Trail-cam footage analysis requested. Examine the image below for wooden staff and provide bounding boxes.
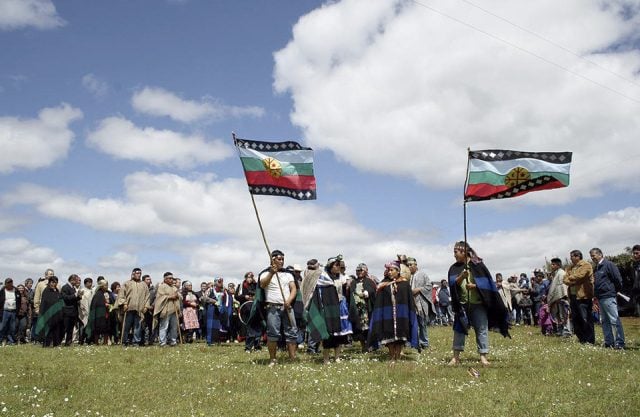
[120,310,127,345]
[174,297,183,345]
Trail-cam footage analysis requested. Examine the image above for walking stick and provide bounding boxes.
[120,310,127,345]
[174,299,183,345]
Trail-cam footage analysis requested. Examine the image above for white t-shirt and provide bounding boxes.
[3,289,16,310]
[259,270,294,304]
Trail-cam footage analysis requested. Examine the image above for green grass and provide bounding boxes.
[1,319,639,417]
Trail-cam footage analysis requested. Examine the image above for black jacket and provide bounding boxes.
[0,287,22,320]
[61,283,81,317]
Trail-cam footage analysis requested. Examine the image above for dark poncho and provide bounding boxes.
[205,288,233,344]
[85,289,109,340]
[347,276,377,333]
[448,260,511,338]
[35,287,63,339]
[305,275,341,342]
[367,279,418,347]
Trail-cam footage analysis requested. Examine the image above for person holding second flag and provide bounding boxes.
[448,241,510,367]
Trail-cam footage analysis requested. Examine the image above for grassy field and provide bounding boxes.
[1,318,639,417]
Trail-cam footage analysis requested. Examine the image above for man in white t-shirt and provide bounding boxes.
[259,249,298,366]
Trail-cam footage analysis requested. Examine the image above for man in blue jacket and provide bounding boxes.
[589,248,625,349]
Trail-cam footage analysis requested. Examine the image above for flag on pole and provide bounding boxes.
[234,136,317,200]
[465,149,572,202]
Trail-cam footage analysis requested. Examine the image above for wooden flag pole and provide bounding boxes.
[463,147,471,248]
[234,132,296,328]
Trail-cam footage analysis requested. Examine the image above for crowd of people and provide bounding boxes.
[0,243,638,366]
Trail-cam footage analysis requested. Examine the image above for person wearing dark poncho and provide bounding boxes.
[36,276,64,347]
[85,279,110,345]
[346,263,377,353]
[447,241,510,367]
[368,260,418,362]
[306,255,353,364]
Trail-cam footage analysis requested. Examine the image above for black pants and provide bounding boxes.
[569,295,595,344]
[43,324,63,347]
[63,314,78,345]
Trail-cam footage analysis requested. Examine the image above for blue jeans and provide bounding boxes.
[0,310,17,344]
[123,310,142,344]
[265,305,297,343]
[452,304,488,354]
[159,313,178,346]
[598,297,625,348]
[417,315,429,348]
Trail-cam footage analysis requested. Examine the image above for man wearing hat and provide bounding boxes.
[0,278,21,345]
[259,249,298,365]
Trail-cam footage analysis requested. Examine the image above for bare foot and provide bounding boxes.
[448,358,460,366]
[480,357,490,367]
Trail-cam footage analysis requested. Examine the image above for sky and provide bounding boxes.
[1,0,640,287]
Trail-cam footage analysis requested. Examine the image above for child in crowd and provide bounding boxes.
[538,296,553,336]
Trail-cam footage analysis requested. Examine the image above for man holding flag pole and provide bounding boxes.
[233,133,316,365]
[451,148,573,367]
[259,250,298,366]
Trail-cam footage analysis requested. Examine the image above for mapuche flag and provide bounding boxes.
[465,149,572,202]
[234,136,316,200]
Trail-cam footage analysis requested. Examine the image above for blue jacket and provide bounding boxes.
[594,259,622,299]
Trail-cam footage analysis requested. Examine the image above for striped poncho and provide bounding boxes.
[448,260,510,338]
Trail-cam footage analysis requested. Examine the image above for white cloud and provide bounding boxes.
[0,0,66,30]
[131,86,265,123]
[0,103,83,173]
[3,173,261,237]
[86,116,233,168]
[0,215,27,232]
[98,251,138,269]
[4,168,639,283]
[274,0,640,205]
[178,205,640,283]
[81,73,109,98]
[0,238,65,279]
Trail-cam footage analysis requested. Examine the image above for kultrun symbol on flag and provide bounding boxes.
[262,157,282,178]
[234,136,316,200]
[464,149,572,202]
[504,167,530,188]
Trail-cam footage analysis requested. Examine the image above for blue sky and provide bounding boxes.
[1,0,640,287]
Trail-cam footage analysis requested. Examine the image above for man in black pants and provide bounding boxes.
[61,274,84,346]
